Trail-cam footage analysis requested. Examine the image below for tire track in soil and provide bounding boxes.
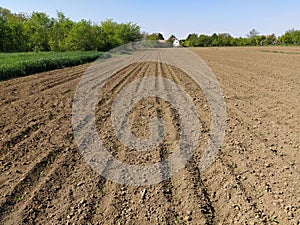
[0,114,73,189]
[0,63,106,224]
[89,53,214,224]
[68,60,143,224]
[159,57,214,224]
[0,47,298,224]
[0,49,220,224]
[95,63,157,224]
[0,107,83,222]
[0,147,63,222]
[64,61,151,223]
[112,63,156,224]
[93,62,156,224]
[0,65,88,107]
[0,93,81,197]
[137,61,177,224]
[155,58,178,224]
[111,61,178,224]
[27,152,107,225]
[91,60,178,224]
[0,90,77,158]
[0,77,84,154]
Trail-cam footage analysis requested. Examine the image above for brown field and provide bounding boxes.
[0,46,299,224]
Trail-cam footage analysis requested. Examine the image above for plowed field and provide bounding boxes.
[0,47,299,225]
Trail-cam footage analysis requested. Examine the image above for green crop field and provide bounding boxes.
[0,51,106,81]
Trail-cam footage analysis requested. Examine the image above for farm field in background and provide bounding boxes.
[0,46,299,224]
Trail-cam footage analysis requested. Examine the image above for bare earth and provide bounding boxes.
[0,46,299,224]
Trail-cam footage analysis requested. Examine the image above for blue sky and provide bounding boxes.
[1,0,299,39]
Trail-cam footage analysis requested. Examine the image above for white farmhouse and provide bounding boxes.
[173,37,180,47]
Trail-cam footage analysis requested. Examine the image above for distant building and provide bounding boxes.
[173,37,180,47]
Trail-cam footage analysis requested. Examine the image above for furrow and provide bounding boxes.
[0,147,63,222]
[154,60,178,223]
[160,52,214,224]
[0,65,88,107]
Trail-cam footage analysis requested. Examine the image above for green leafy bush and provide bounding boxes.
[0,51,105,81]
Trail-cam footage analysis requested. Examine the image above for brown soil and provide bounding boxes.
[191,46,300,225]
[0,46,299,225]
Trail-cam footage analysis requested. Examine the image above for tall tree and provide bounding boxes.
[246,29,260,38]
[0,7,28,52]
[49,11,74,51]
[146,33,164,41]
[115,22,142,44]
[98,19,121,51]
[65,19,97,51]
[167,34,176,43]
[184,33,198,47]
[157,33,164,40]
[24,12,51,51]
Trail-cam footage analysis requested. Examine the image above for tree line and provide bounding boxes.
[181,29,300,47]
[1,7,300,52]
[0,7,142,52]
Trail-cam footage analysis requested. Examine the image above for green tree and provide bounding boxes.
[0,11,8,51]
[262,34,276,45]
[97,19,121,51]
[157,33,164,40]
[0,7,28,52]
[24,12,51,51]
[197,34,211,47]
[49,11,74,51]
[246,29,260,38]
[280,30,293,44]
[211,33,219,46]
[184,33,198,47]
[167,34,176,43]
[218,33,232,46]
[97,19,141,51]
[146,33,157,41]
[292,30,300,44]
[115,22,142,44]
[283,29,300,44]
[0,7,143,52]
[65,19,97,51]
[146,33,164,41]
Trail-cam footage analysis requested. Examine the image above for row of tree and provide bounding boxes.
[145,32,165,41]
[145,33,178,44]
[1,7,300,52]
[181,29,300,47]
[0,7,142,52]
